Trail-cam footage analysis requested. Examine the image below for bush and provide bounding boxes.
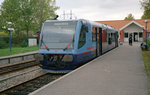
[0,37,8,49]
[20,40,28,47]
[0,33,38,48]
[3,36,9,43]
[147,38,150,50]
[0,32,8,36]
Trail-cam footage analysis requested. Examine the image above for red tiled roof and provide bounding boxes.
[96,19,150,32]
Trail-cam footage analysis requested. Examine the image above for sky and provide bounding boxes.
[56,0,143,21]
[0,0,144,21]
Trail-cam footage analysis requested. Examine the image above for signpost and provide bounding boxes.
[8,22,12,52]
[144,20,148,50]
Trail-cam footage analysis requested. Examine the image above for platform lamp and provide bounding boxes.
[144,20,148,50]
[8,22,12,52]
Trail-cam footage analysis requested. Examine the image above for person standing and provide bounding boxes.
[129,35,132,46]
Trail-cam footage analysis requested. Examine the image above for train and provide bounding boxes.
[39,19,119,73]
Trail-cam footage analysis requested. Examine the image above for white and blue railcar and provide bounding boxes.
[39,19,119,73]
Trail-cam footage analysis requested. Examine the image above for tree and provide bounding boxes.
[124,13,135,20]
[18,0,59,37]
[140,0,150,19]
[0,0,22,33]
[0,0,59,37]
[18,0,34,37]
[33,0,59,29]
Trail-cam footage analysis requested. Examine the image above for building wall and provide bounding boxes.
[124,23,143,33]
[143,30,146,42]
[120,30,124,42]
[120,23,144,42]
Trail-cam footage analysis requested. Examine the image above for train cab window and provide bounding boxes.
[78,25,86,49]
[92,27,96,41]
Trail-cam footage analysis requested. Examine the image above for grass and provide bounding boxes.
[143,50,150,76]
[142,50,150,95]
[0,46,38,57]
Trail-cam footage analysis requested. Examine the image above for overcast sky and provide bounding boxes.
[0,0,143,21]
[56,0,143,21]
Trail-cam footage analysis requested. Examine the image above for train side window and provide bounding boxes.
[111,33,115,42]
[108,33,112,44]
[92,27,96,41]
[102,29,107,42]
[78,25,86,49]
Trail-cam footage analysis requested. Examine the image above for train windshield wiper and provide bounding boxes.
[63,42,73,51]
[63,45,70,51]
[40,35,49,51]
[63,38,74,51]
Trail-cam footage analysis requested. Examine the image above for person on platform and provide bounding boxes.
[129,35,132,46]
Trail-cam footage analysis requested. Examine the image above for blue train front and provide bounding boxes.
[39,19,119,73]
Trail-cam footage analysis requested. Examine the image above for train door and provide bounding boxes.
[115,32,118,47]
[96,27,102,57]
[99,28,102,55]
[96,28,99,57]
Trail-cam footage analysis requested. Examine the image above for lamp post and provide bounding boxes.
[8,22,12,52]
[144,20,148,50]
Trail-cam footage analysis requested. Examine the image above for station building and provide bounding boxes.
[97,19,150,42]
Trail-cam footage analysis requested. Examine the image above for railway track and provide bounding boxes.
[1,73,64,95]
[0,59,46,92]
[0,59,37,75]
[0,55,65,95]
[0,51,99,94]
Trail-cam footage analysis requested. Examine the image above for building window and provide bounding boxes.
[124,33,128,38]
[139,32,143,38]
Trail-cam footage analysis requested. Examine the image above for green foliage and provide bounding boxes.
[0,46,38,57]
[140,0,150,19]
[0,0,59,36]
[0,0,59,49]
[0,32,8,36]
[0,41,8,49]
[142,50,150,94]
[147,38,150,50]
[0,0,21,32]
[19,34,28,47]
[0,34,38,48]
[35,0,59,29]
[20,40,28,47]
[124,13,135,20]
[0,37,8,49]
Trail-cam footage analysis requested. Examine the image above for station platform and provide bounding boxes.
[30,43,148,95]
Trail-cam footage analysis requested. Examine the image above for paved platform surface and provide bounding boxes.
[30,43,148,95]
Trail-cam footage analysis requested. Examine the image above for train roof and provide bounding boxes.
[88,20,118,32]
[44,19,119,32]
[45,19,78,22]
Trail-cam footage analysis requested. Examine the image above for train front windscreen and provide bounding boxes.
[40,21,77,49]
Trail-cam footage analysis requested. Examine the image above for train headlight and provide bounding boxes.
[62,55,73,62]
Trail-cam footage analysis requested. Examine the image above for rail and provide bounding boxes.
[0,59,37,75]
[0,51,45,92]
